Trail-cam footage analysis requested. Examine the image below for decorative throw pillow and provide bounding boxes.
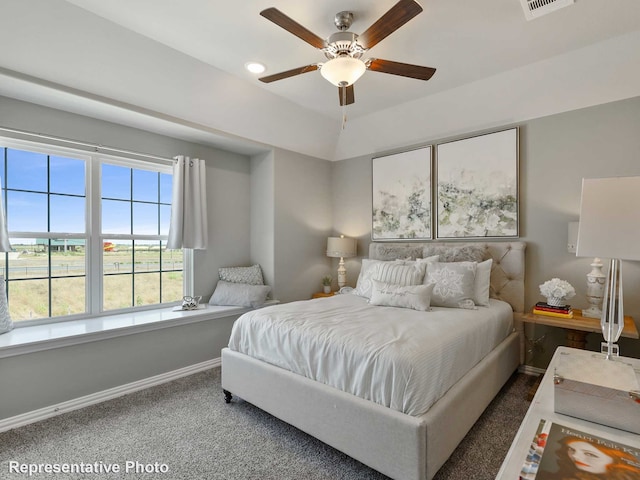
[209,281,271,308]
[354,259,394,299]
[373,261,426,287]
[425,261,477,309]
[422,245,485,263]
[473,259,493,307]
[218,264,264,285]
[369,280,435,311]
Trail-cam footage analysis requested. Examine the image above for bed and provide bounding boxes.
[221,241,525,480]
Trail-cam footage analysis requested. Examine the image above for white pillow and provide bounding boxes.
[373,261,426,286]
[425,261,477,309]
[473,259,493,307]
[370,280,435,311]
[209,281,271,308]
[354,259,394,299]
[218,264,264,285]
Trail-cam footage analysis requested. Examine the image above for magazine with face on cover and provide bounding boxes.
[520,420,640,480]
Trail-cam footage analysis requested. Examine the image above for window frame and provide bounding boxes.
[0,136,189,327]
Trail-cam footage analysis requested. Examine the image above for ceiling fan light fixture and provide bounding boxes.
[320,56,366,87]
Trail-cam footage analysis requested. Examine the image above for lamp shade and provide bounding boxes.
[576,176,640,261]
[326,236,357,258]
[320,57,366,87]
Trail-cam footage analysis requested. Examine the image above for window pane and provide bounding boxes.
[50,156,85,195]
[103,240,133,274]
[103,274,132,310]
[50,195,85,233]
[160,205,171,235]
[162,246,183,271]
[134,244,160,272]
[134,272,160,306]
[8,278,49,321]
[161,271,183,303]
[102,164,130,200]
[133,202,158,235]
[7,191,48,232]
[7,149,47,191]
[50,239,86,277]
[133,169,158,202]
[7,238,48,280]
[51,277,86,316]
[102,199,131,234]
[160,173,172,204]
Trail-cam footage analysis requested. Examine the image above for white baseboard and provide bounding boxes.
[518,364,546,376]
[0,358,221,433]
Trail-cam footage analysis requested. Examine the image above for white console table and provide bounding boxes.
[496,346,640,478]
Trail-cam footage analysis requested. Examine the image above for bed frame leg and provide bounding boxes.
[223,389,232,404]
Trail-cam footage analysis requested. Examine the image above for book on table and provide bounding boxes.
[535,302,572,312]
[532,307,574,319]
[520,419,640,479]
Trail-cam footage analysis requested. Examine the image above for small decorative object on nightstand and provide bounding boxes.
[539,278,575,308]
[321,275,332,294]
[583,257,606,318]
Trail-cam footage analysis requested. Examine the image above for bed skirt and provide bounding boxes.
[221,330,519,480]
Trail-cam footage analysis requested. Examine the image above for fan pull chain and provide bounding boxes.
[341,84,347,130]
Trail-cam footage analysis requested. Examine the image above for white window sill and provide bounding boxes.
[0,304,261,359]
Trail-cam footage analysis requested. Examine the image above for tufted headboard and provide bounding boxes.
[368,241,526,314]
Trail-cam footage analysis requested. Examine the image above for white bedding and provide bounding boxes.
[228,293,514,416]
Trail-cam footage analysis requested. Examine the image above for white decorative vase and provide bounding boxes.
[323,285,331,294]
[546,296,567,307]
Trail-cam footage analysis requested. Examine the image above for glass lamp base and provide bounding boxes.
[601,341,620,358]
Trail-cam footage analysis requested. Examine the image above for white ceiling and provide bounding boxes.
[1,0,639,160]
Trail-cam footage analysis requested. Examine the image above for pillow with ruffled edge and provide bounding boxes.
[473,259,493,307]
[369,280,435,311]
[425,261,477,309]
[218,264,264,285]
[209,280,271,308]
[354,259,392,299]
[373,261,426,287]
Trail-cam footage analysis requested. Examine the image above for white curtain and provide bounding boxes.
[0,178,12,333]
[167,156,208,250]
[0,177,11,252]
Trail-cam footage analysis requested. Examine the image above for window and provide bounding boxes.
[0,138,185,325]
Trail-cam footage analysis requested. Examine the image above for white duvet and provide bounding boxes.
[228,293,514,416]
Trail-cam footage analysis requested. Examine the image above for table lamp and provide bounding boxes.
[576,176,640,359]
[326,235,357,289]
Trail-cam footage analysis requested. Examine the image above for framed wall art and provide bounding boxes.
[372,146,432,241]
[436,128,519,238]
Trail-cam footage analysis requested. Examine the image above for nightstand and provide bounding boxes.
[515,308,638,349]
[312,291,335,299]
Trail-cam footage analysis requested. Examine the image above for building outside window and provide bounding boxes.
[0,138,185,325]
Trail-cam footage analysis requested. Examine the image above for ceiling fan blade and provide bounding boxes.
[367,59,436,81]
[259,64,319,83]
[260,8,326,49]
[338,85,355,106]
[358,0,423,50]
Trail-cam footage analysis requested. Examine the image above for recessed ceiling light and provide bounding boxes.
[245,62,266,74]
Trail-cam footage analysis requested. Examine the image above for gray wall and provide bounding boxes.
[332,96,640,368]
[0,96,254,420]
[0,95,334,421]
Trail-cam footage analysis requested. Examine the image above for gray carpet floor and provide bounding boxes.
[0,368,533,480]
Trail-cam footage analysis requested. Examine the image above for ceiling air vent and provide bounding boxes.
[519,0,575,21]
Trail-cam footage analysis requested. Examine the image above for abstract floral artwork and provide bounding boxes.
[436,128,518,238]
[372,146,432,240]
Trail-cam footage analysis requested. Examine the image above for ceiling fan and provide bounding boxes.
[258,0,436,106]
